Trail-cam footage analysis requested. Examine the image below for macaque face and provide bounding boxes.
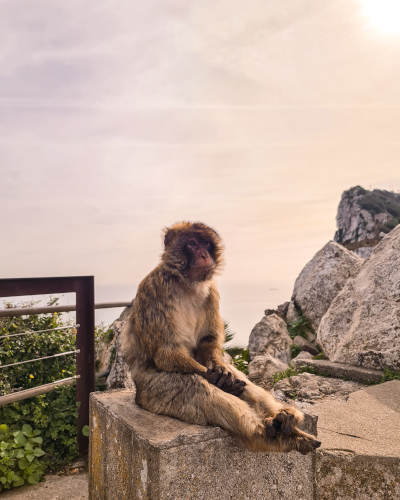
[185,236,215,281]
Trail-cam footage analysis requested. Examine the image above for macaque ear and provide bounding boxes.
[163,228,176,247]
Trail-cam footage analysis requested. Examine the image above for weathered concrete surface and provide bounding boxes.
[313,381,400,499]
[292,358,384,384]
[89,389,317,500]
[1,472,88,500]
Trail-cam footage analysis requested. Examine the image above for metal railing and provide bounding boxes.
[0,277,131,454]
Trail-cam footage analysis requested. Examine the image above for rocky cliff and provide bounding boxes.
[334,186,400,258]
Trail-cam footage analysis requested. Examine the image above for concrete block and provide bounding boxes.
[89,389,316,500]
[292,359,384,384]
[316,452,400,500]
[312,381,400,499]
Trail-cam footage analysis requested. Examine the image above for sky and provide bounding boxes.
[1,0,400,344]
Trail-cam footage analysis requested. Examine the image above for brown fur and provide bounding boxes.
[121,222,320,454]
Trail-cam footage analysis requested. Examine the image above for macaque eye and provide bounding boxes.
[187,240,197,248]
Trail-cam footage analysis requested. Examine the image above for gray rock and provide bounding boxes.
[248,355,289,381]
[292,351,313,362]
[293,336,319,356]
[286,301,300,323]
[291,241,362,332]
[291,358,384,384]
[274,373,365,404]
[318,226,400,370]
[95,302,135,390]
[248,313,292,364]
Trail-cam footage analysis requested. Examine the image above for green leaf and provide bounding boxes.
[33,448,45,457]
[26,453,35,463]
[13,477,24,487]
[0,477,7,484]
[82,425,89,437]
[18,458,29,469]
[27,474,39,485]
[13,432,26,446]
[33,430,41,436]
[24,441,33,451]
[22,424,32,435]
[0,425,9,433]
[31,437,43,444]
[16,449,25,458]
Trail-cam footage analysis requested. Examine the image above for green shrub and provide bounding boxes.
[290,344,302,358]
[382,367,400,382]
[272,364,315,385]
[0,300,76,396]
[0,299,111,484]
[232,350,249,375]
[0,384,79,471]
[0,423,46,492]
[0,300,80,476]
[287,314,314,340]
[313,352,326,360]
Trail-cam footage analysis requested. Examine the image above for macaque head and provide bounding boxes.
[162,222,224,282]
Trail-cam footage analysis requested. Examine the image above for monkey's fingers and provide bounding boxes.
[217,370,229,388]
[206,366,223,385]
[264,417,277,437]
[225,371,233,386]
[224,379,246,396]
[274,408,299,436]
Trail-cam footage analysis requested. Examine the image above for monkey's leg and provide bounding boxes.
[134,368,320,454]
[228,366,306,438]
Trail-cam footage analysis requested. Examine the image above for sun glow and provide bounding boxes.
[363,0,400,34]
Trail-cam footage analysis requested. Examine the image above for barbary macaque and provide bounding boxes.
[121,222,321,454]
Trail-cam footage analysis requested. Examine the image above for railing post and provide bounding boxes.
[75,276,95,455]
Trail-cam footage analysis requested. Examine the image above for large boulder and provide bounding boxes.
[248,355,289,381]
[291,241,363,332]
[318,226,400,370]
[95,302,135,389]
[247,313,292,364]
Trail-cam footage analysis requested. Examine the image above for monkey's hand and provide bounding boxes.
[264,406,304,438]
[204,363,246,396]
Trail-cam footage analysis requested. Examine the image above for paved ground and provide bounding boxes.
[1,472,88,500]
[312,379,400,456]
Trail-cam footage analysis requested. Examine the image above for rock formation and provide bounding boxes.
[334,186,400,258]
[248,355,289,381]
[96,302,134,389]
[247,313,292,364]
[318,225,400,371]
[291,241,363,333]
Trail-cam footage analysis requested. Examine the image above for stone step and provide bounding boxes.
[292,358,384,383]
[312,380,400,499]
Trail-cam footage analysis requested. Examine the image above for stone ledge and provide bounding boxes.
[316,452,400,500]
[292,358,383,383]
[89,389,316,500]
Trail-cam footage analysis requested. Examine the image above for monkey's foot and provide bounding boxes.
[264,406,303,437]
[291,429,321,455]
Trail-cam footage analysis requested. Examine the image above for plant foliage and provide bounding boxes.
[272,364,315,385]
[0,423,46,492]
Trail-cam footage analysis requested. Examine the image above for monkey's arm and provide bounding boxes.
[154,344,208,376]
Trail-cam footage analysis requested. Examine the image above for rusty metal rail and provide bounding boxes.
[0,277,95,455]
[0,301,131,318]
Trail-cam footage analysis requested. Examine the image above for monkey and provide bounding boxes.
[121,222,321,455]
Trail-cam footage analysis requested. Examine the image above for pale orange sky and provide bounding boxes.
[1,0,400,343]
